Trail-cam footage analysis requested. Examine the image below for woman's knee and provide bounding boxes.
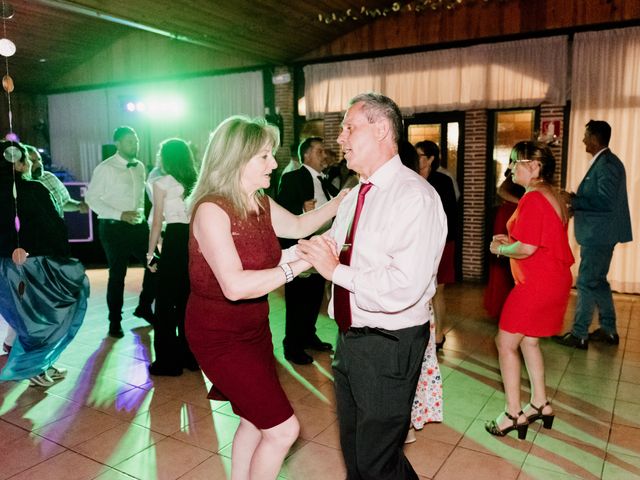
[262,415,299,448]
[495,331,520,354]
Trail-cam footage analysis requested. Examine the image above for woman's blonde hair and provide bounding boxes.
[187,116,279,217]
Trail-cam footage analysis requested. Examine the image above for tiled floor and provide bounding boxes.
[1,268,639,480]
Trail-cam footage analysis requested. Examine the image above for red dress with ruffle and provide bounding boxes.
[185,195,293,429]
[499,191,574,337]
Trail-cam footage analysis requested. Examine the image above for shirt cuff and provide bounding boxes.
[332,263,355,292]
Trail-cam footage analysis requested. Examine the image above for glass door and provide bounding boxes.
[405,112,464,280]
[406,113,463,186]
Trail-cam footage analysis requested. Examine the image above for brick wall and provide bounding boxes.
[462,110,488,281]
[273,66,294,170]
[323,112,343,158]
[539,104,566,186]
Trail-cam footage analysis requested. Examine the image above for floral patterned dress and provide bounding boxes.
[411,303,444,428]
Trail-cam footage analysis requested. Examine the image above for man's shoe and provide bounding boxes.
[133,305,155,325]
[306,336,333,352]
[553,332,588,350]
[29,372,55,387]
[284,349,313,365]
[108,323,124,339]
[588,328,620,345]
[47,365,68,380]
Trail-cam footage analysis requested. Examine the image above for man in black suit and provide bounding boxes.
[277,137,337,364]
[555,120,632,349]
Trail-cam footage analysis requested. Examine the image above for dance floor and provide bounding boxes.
[0,268,639,479]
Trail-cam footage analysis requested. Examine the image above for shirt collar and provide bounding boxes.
[362,154,402,190]
[114,152,137,167]
[302,163,322,177]
[589,147,608,166]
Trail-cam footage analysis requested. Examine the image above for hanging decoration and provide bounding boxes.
[1,0,27,269]
[318,0,509,24]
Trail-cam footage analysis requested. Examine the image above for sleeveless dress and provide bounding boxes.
[499,191,574,337]
[185,195,294,429]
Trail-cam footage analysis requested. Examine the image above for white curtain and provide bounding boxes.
[304,36,567,117]
[48,71,264,181]
[567,28,640,293]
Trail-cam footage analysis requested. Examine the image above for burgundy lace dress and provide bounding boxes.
[185,195,293,429]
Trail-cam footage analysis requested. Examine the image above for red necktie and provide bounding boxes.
[334,182,373,332]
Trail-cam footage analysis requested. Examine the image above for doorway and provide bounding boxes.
[405,112,465,280]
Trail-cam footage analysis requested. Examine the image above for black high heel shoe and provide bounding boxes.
[525,401,555,429]
[485,411,529,440]
[435,335,446,351]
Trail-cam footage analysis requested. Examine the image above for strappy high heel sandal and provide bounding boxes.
[485,411,528,440]
[525,401,555,429]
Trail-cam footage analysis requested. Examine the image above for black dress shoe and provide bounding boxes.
[148,362,182,376]
[306,337,333,352]
[588,328,620,345]
[552,332,588,350]
[284,349,313,365]
[108,323,124,339]
[133,305,155,325]
[183,359,200,372]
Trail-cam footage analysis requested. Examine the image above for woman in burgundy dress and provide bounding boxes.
[185,116,344,479]
[483,173,524,319]
[485,141,574,439]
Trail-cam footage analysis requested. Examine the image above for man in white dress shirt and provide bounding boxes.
[299,93,447,479]
[85,126,156,338]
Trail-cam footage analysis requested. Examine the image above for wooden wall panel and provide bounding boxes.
[299,0,640,61]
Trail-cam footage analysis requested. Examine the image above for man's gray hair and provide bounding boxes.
[349,93,403,143]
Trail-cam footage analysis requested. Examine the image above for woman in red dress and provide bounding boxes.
[185,116,345,479]
[485,141,574,439]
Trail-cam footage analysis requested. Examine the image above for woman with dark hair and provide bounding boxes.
[0,141,89,387]
[399,140,444,443]
[485,141,573,438]
[146,138,199,376]
[415,140,458,350]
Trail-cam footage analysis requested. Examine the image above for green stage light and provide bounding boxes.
[145,96,186,119]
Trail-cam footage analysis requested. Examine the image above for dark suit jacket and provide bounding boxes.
[277,166,338,248]
[573,148,632,246]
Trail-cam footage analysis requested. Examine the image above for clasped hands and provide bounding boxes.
[490,234,509,256]
[297,234,340,281]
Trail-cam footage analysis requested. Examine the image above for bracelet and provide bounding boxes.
[498,245,505,257]
[280,263,294,283]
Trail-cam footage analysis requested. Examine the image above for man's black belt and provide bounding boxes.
[347,326,400,342]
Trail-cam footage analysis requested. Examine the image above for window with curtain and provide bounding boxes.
[304,36,567,117]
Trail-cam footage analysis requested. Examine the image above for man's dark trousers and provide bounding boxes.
[283,273,326,351]
[99,220,156,323]
[333,322,428,480]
